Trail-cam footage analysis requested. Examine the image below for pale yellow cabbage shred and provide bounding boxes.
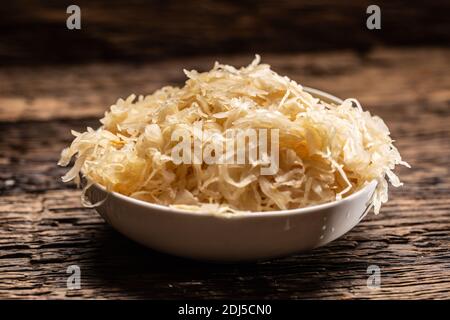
[59,55,408,214]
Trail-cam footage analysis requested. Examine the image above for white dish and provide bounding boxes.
[86,87,377,262]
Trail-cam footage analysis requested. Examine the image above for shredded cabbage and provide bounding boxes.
[59,55,409,214]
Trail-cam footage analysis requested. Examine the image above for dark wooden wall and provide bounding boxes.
[1,0,449,64]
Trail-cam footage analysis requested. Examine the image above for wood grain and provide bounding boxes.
[0,47,449,299]
[1,1,449,64]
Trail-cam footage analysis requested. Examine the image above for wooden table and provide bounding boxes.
[1,47,449,299]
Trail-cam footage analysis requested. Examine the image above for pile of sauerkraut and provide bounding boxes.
[59,55,408,214]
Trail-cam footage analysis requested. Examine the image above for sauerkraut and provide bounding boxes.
[59,55,409,214]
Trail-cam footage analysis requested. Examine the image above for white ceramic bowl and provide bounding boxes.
[86,87,377,262]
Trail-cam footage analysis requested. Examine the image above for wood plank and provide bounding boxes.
[1,1,449,64]
[0,47,449,122]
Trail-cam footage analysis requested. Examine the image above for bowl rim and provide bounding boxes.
[91,179,377,218]
[87,87,377,219]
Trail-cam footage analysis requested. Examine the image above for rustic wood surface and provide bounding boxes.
[1,1,449,64]
[0,47,449,299]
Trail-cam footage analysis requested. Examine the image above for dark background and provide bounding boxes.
[1,0,449,65]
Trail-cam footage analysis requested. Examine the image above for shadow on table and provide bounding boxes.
[80,224,382,299]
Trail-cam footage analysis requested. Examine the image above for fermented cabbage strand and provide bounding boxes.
[59,55,409,214]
